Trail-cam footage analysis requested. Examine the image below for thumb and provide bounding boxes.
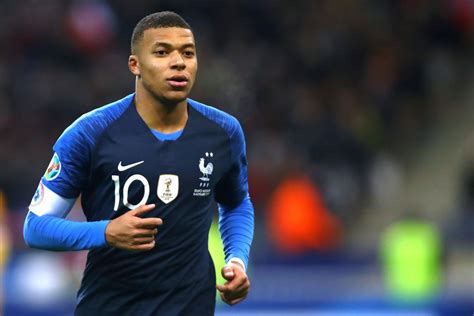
[130,204,156,217]
[221,265,234,280]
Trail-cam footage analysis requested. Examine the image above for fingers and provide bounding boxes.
[227,297,246,305]
[129,204,155,216]
[131,237,155,245]
[219,265,247,291]
[128,204,163,228]
[219,291,247,305]
[131,228,157,245]
[217,265,250,305]
[133,228,158,238]
[221,265,235,280]
[136,217,163,228]
[217,276,248,294]
[132,240,156,251]
[125,235,156,251]
[219,287,248,303]
[216,283,226,292]
[107,203,164,252]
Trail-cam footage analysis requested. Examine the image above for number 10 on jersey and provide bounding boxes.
[112,173,180,210]
[111,174,150,211]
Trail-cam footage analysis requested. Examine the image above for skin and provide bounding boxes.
[105,26,250,305]
[105,204,162,251]
[129,27,198,133]
[217,261,250,305]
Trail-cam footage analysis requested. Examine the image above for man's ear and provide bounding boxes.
[128,55,140,77]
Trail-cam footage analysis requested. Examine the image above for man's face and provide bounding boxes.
[130,27,197,104]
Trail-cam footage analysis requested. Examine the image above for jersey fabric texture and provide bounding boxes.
[34,94,253,316]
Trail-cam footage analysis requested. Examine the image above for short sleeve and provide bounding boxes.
[214,118,249,208]
[38,94,132,199]
[42,118,95,198]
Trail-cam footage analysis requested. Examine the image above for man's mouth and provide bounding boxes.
[167,75,189,87]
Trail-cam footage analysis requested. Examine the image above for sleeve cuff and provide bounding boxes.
[227,257,246,271]
[98,220,111,247]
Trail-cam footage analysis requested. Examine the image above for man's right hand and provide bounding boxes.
[105,204,162,251]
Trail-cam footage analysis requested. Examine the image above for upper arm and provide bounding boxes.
[30,116,94,217]
[43,118,94,199]
[28,181,76,218]
[214,117,249,208]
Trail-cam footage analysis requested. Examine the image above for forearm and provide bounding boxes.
[23,211,109,251]
[218,194,254,269]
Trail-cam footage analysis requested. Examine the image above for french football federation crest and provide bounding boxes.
[30,182,44,207]
[199,152,214,181]
[157,174,179,204]
[45,153,61,181]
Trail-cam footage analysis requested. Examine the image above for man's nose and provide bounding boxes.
[170,51,185,70]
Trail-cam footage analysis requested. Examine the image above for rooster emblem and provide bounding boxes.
[199,152,214,181]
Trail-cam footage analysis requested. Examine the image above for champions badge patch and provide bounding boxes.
[45,153,61,181]
[157,174,179,204]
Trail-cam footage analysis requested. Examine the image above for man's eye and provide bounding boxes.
[154,50,167,56]
[183,51,195,57]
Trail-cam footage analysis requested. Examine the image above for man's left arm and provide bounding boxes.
[216,195,254,304]
[214,116,254,305]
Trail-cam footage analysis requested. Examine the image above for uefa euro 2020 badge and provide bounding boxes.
[45,153,61,181]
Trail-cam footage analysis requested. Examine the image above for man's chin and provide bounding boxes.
[148,91,188,106]
[162,91,189,104]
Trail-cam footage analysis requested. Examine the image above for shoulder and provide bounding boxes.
[63,94,133,138]
[187,98,242,139]
[57,94,133,146]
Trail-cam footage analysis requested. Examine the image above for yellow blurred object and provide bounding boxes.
[381,219,441,302]
[0,190,10,266]
[0,190,11,312]
[0,190,6,219]
[208,219,226,293]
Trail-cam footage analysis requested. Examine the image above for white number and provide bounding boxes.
[123,174,150,209]
[112,174,150,211]
[112,175,120,211]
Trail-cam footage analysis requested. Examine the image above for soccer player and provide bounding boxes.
[23,11,254,316]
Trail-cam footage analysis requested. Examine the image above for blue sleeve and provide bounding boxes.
[218,194,254,269]
[24,212,109,251]
[45,120,93,198]
[214,117,249,208]
[24,96,132,251]
[25,116,108,251]
[45,95,131,198]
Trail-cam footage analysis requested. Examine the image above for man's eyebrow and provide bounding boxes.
[152,42,195,49]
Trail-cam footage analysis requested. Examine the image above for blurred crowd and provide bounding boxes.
[0,0,473,253]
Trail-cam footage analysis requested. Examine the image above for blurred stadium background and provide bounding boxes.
[0,0,473,315]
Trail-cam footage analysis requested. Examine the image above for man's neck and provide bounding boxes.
[134,86,188,134]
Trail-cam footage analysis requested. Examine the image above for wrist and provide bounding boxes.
[104,219,118,248]
[103,220,112,246]
[228,257,246,271]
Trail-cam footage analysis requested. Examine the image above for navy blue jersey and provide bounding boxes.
[41,94,249,315]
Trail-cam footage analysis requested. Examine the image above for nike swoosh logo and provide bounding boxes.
[118,160,144,172]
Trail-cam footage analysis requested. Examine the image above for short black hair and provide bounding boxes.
[131,11,192,54]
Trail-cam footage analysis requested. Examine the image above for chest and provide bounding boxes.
[90,129,231,211]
